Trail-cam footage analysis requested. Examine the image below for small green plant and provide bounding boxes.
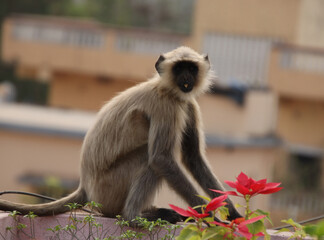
[45,203,178,240]
[276,219,324,240]
[114,215,179,240]
[1,210,36,239]
[304,220,324,240]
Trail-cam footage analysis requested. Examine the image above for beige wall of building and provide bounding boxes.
[268,43,324,147]
[49,72,135,111]
[191,0,301,49]
[297,0,324,48]
[0,130,82,202]
[269,44,324,101]
[277,97,324,148]
[199,92,277,138]
[191,0,324,50]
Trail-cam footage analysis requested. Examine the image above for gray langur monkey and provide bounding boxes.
[0,46,242,223]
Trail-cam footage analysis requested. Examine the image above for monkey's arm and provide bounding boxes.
[181,103,242,220]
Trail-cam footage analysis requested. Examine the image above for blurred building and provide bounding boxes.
[1,0,324,225]
[1,14,188,110]
[190,0,324,222]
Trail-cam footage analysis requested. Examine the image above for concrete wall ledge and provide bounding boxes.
[0,212,313,240]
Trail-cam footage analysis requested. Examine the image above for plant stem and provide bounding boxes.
[245,195,251,219]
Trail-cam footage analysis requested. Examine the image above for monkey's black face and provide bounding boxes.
[172,61,198,93]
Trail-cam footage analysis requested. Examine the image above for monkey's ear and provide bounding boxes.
[155,55,165,75]
[204,54,210,69]
[204,54,209,63]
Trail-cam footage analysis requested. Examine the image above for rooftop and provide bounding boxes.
[0,103,95,138]
[0,103,281,148]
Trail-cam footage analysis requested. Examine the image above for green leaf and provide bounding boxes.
[24,211,37,219]
[316,221,324,237]
[247,220,264,235]
[203,217,214,223]
[186,224,200,231]
[235,203,245,209]
[65,202,83,210]
[184,217,195,224]
[305,221,324,238]
[218,206,229,221]
[197,195,211,202]
[85,201,102,209]
[193,205,204,210]
[304,225,317,236]
[275,228,292,234]
[189,235,201,240]
[201,229,218,240]
[289,230,307,240]
[176,227,200,240]
[17,223,27,230]
[263,229,271,240]
[53,225,62,231]
[281,218,304,229]
[255,209,273,226]
[9,210,21,218]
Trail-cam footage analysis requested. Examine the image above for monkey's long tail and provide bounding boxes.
[0,187,87,216]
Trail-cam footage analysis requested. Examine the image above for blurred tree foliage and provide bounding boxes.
[0,63,49,105]
[0,0,194,34]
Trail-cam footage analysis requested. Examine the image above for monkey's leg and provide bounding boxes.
[122,166,160,221]
[122,167,182,224]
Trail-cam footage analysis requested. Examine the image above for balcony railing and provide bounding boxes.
[269,43,324,100]
[203,33,274,87]
[12,21,105,49]
[279,44,324,75]
[2,15,187,79]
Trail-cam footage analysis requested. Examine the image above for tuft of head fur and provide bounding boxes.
[154,46,214,101]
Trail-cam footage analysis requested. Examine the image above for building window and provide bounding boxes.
[12,22,104,49]
[289,153,322,191]
[280,50,324,74]
[203,33,274,87]
[116,33,181,55]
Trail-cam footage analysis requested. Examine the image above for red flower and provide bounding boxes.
[212,172,283,198]
[169,204,209,219]
[205,194,228,212]
[212,215,266,240]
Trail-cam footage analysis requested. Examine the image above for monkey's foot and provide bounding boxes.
[141,207,184,224]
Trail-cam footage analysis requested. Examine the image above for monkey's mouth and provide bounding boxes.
[178,80,194,93]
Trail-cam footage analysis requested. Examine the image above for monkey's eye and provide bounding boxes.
[189,65,198,74]
[173,64,182,74]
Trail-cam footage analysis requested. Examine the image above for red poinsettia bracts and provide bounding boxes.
[169,195,227,220]
[169,204,209,219]
[205,194,228,212]
[212,172,283,198]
